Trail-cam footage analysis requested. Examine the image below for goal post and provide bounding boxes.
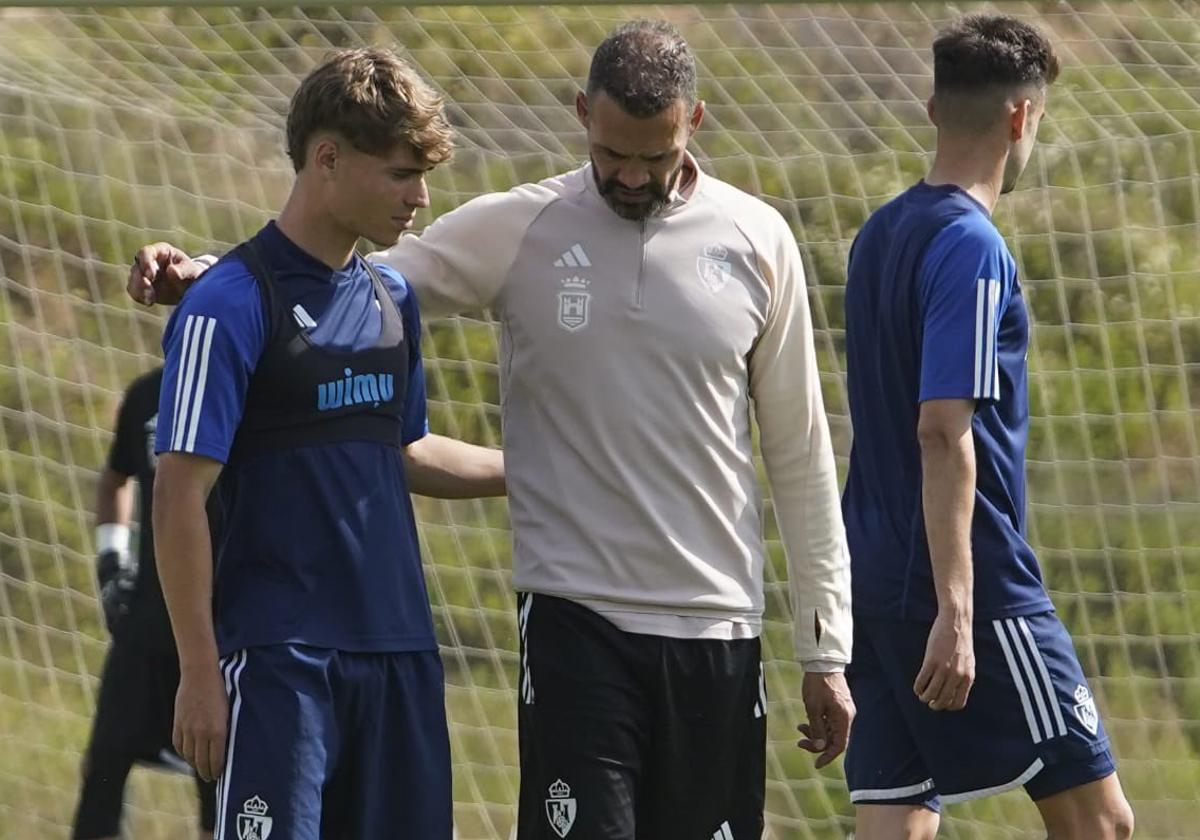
[1,4,1198,838]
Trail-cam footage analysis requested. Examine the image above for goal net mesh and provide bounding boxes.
[0,4,1197,838]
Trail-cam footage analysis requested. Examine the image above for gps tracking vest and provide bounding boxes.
[317,369,395,411]
[226,238,410,466]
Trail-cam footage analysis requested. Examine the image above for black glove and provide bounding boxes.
[97,549,137,634]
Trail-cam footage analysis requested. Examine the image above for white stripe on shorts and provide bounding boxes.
[941,757,1044,804]
[994,618,1044,743]
[849,777,935,803]
[1005,618,1056,741]
[712,820,734,840]
[1017,616,1068,738]
[215,650,248,839]
[518,593,535,705]
[753,663,767,719]
[212,654,234,835]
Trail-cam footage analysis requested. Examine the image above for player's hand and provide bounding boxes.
[913,611,975,711]
[96,549,137,634]
[128,242,200,306]
[797,671,855,769]
[173,664,229,782]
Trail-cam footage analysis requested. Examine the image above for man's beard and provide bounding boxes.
[593,160,683,221]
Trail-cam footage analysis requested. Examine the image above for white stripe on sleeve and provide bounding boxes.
[973,278,987,398]
[986,278,1001,400]
[172,315,207,450]
[170,314,197,450]
[973,278,1002,400]
[183,317,217,453]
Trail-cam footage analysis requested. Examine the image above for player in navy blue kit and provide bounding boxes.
[145,49,504,839]
[841,15,1133,840]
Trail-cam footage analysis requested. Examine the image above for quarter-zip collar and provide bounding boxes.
[581,151,705,222]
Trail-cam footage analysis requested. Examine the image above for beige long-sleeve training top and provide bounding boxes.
[373,157,851,667]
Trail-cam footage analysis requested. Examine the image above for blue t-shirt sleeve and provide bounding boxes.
[375,263,429,446]
[156,260,266,463]
[917,219,1015,403]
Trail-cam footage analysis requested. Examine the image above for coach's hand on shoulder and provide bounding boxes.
[174,663,229,782]
[128,242,201,306]
[913,610,975,712]
[797,671,855,769]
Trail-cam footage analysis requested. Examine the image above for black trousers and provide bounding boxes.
[516,593,766,840]
[72,643,216,839]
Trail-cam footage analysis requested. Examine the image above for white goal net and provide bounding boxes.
[0,3,1198,839]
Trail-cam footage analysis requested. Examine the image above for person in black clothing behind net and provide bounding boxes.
[72,366,216,840]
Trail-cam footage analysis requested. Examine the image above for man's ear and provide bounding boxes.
[312,136,339,176]
[688,100,705,134]
[1010,98,1032,142]
[575,90,589,128]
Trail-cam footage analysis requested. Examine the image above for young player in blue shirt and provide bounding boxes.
[841,14,1134,840]
[149,49,503,839]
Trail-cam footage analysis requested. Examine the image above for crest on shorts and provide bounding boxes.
[237,795,273,840]
[545,778,577,837]
[557,277,591,332]
[697,243,733,293]
[1073,683,1099,736]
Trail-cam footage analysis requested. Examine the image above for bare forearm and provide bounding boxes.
[402,433,505,498]
[920,431,975,617]
[96,469,133,526]
[153,477,218,671]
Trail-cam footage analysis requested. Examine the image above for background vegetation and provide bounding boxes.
[0,3,1198,838]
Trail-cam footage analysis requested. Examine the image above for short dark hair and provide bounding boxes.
[586,20,697,118]
[933,14,1060,97]
[286,47,453,173]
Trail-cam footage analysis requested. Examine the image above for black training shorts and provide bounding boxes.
[516,593,766,840]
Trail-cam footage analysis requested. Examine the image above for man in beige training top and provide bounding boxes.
[131,20,853,839]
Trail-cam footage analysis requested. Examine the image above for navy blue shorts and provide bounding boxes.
[845,612,1115,810]
[212,644,450,840]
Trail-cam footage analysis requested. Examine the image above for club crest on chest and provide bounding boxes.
[697,243,733,293]
[557,277,591,332]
